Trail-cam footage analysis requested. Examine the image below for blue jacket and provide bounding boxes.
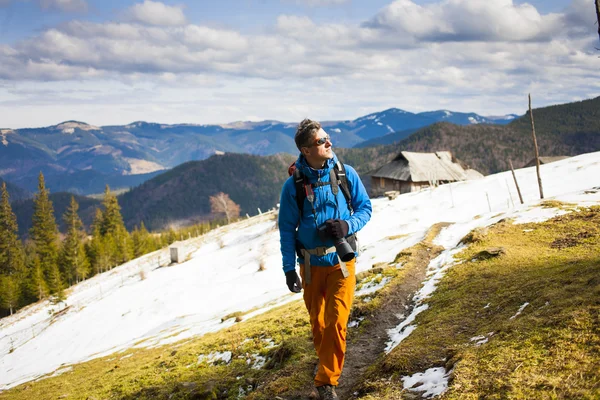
[279,152,372,273]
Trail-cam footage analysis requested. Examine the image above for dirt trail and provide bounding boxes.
[334,223,451,400]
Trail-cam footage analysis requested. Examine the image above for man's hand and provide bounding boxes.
[325,219,349,239]
[285,270,302,293]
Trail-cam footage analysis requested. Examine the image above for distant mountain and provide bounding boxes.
[353,111,518,149]
[353,128,420,148]
[417,110,512,125]
[0,177,31,202]
[0,108,518,195]
[8,97,596,235]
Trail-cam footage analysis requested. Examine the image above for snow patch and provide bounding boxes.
[56,122,100,131]
[402,367,450,398]
[509,302,529,320]
[198,351,232,365]
[356,276,391,296]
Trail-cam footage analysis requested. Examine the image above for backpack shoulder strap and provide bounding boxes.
[334,161,353,213]
[293,169,306,218]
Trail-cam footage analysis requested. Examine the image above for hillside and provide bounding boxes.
[9,169,164,197]
[0,178,30,202]
[0,152,598,399]
[11,193,101,238]
[379,96,600,175]
[118,152,297,230]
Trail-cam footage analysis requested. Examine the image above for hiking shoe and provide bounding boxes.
[316,384,338,400]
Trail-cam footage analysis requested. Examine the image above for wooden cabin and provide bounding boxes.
[370,151,483,197]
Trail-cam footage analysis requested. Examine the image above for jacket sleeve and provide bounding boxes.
[278,177,300,273]
[344,164,372,236]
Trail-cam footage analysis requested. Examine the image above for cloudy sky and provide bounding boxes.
[0,0,597,128]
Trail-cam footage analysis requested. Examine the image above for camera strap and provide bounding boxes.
[301,247,349,285]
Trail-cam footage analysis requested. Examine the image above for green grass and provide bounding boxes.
[0,301,314,400]
[354,206,600,399]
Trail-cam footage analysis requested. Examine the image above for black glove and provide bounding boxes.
[285,270,302,293]
[325,219,349,239]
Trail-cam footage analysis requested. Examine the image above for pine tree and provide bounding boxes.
[0,275,19,315]
[0,183,25,314]
[87,208,110,275]
[132,222,152,258]
[23,252,48,302]
[0,183,25,276]
[30,173,62,298]
[59,196,90,285]
[100,185,132,266]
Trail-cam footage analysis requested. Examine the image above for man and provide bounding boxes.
[279,118,372,400]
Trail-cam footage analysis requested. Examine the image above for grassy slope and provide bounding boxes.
[357,205,600,399]
[1,206,599,399]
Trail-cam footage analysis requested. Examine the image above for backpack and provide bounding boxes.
[288,161,353,218]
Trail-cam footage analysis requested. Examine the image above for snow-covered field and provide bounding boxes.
[1,151,600,391]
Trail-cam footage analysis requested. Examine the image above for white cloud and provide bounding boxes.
[366,0,564,42]
[0,0,599,128]
[125,0,186,26]
[39,0,88,13]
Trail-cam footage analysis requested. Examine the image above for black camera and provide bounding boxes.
[317,224,355,262]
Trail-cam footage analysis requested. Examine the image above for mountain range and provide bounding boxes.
[6,96,600,234]
[0,109,516,196]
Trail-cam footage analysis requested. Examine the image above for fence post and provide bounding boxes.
[509,159,524,204]
[529,94,544,199]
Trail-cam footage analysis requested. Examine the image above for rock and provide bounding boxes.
[474,247,506,260]
[460,227,488,244]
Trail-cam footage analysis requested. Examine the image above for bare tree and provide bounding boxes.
[209,192,241,224]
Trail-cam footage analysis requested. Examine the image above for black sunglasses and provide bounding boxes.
[311,134,331,147]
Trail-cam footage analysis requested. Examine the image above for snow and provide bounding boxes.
[402,367,450,398]
[1,152,600,390]
[198,351,232,365]
[509,302,530,320]
[356,276,391,296]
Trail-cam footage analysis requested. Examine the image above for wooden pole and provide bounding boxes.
[596,0,600,44]
[509,159,524,204]
[528,94,544,199]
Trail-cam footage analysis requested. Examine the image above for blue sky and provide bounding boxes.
[0,0,597,128]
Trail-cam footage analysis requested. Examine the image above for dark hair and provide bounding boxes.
[294,118,322,151]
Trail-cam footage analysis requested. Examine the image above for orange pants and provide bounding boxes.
[300,259,355,387]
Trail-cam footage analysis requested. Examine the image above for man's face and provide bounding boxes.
[303,128,333,167]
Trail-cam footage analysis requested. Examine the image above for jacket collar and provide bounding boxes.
[296,152,338,180]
